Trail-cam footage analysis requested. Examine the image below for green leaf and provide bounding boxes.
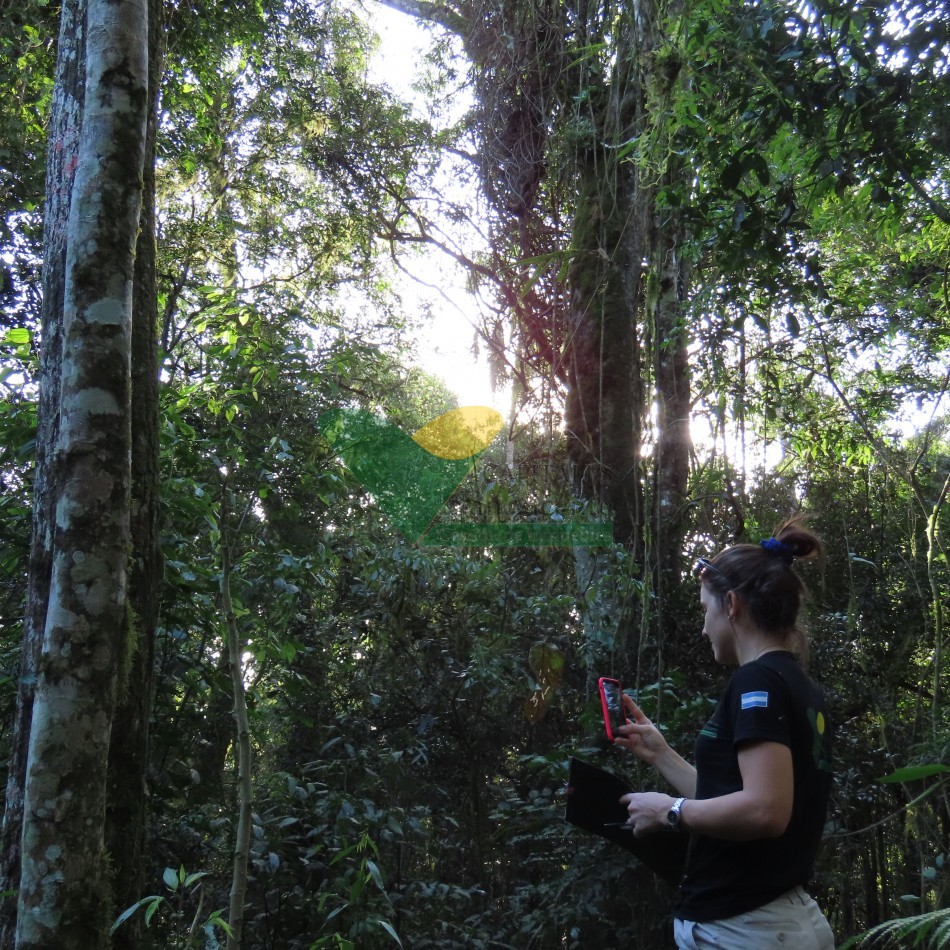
[206,909,234,936]
[143,896,165,927]
[748,153,770,186]
[110,896,163,935]
[162,866,179,890]
[720,154,745,190]
[877,764,950,784]
[370,918,403,947]
[4,328,30,346]
[365,859,386,892]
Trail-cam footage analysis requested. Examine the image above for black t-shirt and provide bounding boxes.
[675,651,833,922]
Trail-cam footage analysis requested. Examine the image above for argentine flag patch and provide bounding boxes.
[741,691,769,710]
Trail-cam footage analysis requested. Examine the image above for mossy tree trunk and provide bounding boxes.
[564,147,646,553]
[12,0,150,946]
[561,15,650,681]
[105,0,165,943]
[0,0,83,940]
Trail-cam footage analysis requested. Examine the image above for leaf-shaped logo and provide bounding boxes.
[320,406,503,541]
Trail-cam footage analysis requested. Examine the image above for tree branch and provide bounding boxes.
[375,0,469,37]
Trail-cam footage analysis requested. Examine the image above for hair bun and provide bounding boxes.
[774,516,823,563]
[760,537,794,563]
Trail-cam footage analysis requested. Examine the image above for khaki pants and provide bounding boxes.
[674,887,835,949]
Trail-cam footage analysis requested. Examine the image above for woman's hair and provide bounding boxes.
[701,516,824,655]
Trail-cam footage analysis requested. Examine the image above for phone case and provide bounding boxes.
[598,676,626,741]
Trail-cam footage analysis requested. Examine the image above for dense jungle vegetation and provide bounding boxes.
[2,0,950,946]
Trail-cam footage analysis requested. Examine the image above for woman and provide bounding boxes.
[616,519,835,949]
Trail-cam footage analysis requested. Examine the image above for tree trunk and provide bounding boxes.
[221,525,253,950]
[564,4,653,556]
[651,200,692,566]
[15,1,149,946]
[0,0,83,940]
[649,166,693,675]
[562,29,650,685]
[563,145,646,551]
[105,0,165,941]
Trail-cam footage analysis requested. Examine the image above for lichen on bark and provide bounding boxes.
[13,1,151,947]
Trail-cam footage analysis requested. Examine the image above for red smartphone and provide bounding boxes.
[598,676,628,741]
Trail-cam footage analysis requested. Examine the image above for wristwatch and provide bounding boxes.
[667,797,687,831]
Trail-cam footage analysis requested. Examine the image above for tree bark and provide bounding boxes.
[648,191,693,681]
[563,149,645,550]
[376,0,469,36]
[564,16,648,552]
[105,0,165,941]
[652,212,692,567]
[14,1,150,946]
[0,0,83,940]
[221,521,253,950]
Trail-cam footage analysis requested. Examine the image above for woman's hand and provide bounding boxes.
[615,695,698,797]
[613,695,671,765]
[619,791,674,837]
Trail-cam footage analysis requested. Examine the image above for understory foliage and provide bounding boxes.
[2,0,950,947]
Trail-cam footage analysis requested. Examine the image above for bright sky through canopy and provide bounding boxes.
[364,3,507,413]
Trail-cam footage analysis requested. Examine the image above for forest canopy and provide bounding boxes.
[1,0,950,947]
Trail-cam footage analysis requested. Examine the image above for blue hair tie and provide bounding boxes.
[760,537,794,563]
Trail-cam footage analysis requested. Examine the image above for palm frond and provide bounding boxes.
[841,908,950,949]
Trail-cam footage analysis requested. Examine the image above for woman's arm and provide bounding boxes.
[621,740,793,841]
[613,695,697,797]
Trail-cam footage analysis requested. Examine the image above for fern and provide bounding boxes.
[841,908,950,949]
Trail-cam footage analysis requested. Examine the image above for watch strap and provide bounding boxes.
[668,796,687,830]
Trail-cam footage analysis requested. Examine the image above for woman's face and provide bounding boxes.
[699,583,738,665]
